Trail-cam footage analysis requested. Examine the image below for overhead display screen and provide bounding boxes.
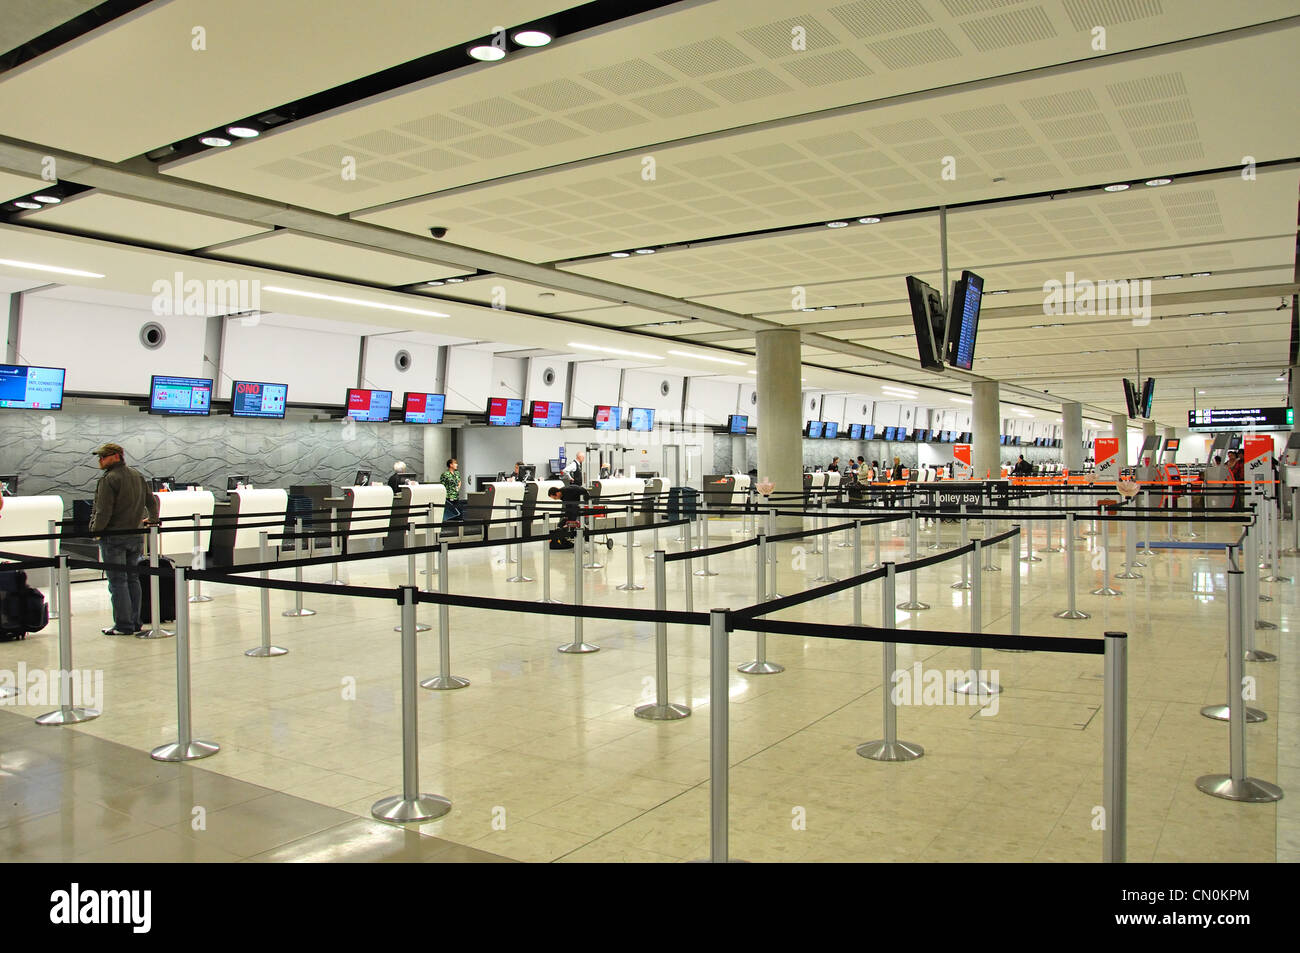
[593,404,621,430]
[486,397,524,426]
[628,407,654,431]
[151,375,213,416]
[0,364,65,410]
[403,392,445,424]
[529,400,562,428]
[230,380,287,419]
[346,388,392,422]
[861,424,875,440]
[824,421,839,438]
[728,414,748,434]
[849,423,863,440]
[1188,407,1293,432]
[806,420,824,438]
[946,270,983,370]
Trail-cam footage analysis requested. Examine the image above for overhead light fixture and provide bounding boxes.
[1277,376,1287,382]
[12,200,41,210]
[610,251,630,258]
[951,397,972,404]
[633,248,655,255]
[425,280,445,286]
[468,44,506,61]
[826,221,849,228]
[31,194,61,204]
[1198,390,1206,395]
[857,216,880,224]
[988,289,1010,295]
[198,135,231,148]
[1030,324,1046,329]
[819,305,836,310]
[1144,178,1172,186]
[1210,311,1227,316]
[262,286,448,318]
[1189,313,1205,317]
[1191,271,1211,277]
[800,307,816,312]
[226,126,260,139]
[1104,183,1130,192]
[512,28,552,46]
[881,386,918,398]
[1162,274,1183,280]
[445,277,465,283]
[0,257,103,278]
[667,349,746,366]
[569,342,661,361]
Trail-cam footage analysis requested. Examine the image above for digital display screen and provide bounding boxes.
[628,407,654,431]
[883,426,896,441]
[806,420,824,438]
[486,397,524,426]
[896,428,909,441]
[403,392,445,424]
[728,414,748,434]
[947,270,983,370]
[849,423,863,440]
[824,421,839,439]
[1188,407,1293,432]
[529,400,562,428]
[593,405,621,430]
[230,381,287,419]
[346,388,392,422]
[862,424,875,440]
[0,364,65,410]
[150,375,213,416]
[1000,435,1008,445]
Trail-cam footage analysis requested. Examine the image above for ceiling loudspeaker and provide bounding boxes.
[542,366,556,387]
[660,380,671,397]
[809,397,818,411]
[139,322,166,350]
[394,349,412,372]
[751,391,758,406]
[861,403,869,415]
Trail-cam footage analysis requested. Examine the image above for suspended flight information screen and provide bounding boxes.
[1187,407,1293,432]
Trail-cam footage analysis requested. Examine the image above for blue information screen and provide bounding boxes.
[628,407,654,431]
[824,421,839,439]
[487,397,523,426]
[403,392,445,424]
[346,388,392,422]
[0,364,65,409]
[953,273,983,370]
[231,381,287,418]
[729,414,748,434]
[594,405,621,430]
[529,400,562,428]
[807,421,824,438]
[151,376,213,416]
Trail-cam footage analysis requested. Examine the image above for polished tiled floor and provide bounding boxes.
[1,512,1293,862]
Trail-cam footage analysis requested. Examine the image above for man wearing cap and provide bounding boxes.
[89,443,159,636]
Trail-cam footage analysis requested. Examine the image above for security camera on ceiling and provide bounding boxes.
[429,226,448,239]
[1277,296,1290,311]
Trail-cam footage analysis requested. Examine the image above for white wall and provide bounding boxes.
[362,335,443,408]
[223,319,360,406]
[820,395,846,426]
[738,384,758,424]
[684,377,738,426]
[444,347,492,413]
[524,357,568,408]
[844,397,873,425]
[872,402,900,429]
[569,363,621,419]
[622,369,684,424]
[490,355,527,401]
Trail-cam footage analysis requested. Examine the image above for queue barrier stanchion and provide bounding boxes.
[188,513,212,603]
[46,519,59,620]
[1240,522,1277,662]
[896,545,929,612]
[738,529,782,675]
[247,531,288,657]
[559,526,599,655]
[138,524,174,640]
[952,539,1000,696]
[538,514,561,604]
[1138,490,1156,557]
[506,504,531,583]
[373,585,453,823]
[852,521,863,625]
[1103,631,1128,863]
[951,505,971,590]
[858,563,923,762]
[618,506,644,592]
[1055,513,1091,619]
[1263,489,1290,582]
[282,518,317,618]
[636,552,691,720]
[35,554,100,726]
[645,515,661,560]
[982,513,1000,572]
[583,512,603,571]
[812,509,837,583]
[1119,515,1144,573]
[1247,524,1277,631]
[393,525,431,632]
[1195,570,1283,804]
[706,607,732,863]
[1285,486,1299,556]
[927,507,944,551]
[328,507,346,586]
[871,520,882,569]
[1021,515,1040,563]
[151,566,219,762]
[1091,514,1121,597]
[809,500,824,556]
[694,500,717,577]
[422,541,470,689]
[906,509,918,559]
[1041,491,1062,553]
[837,506,853,548]
[1201,562,1267,722]
[420,503,437,577]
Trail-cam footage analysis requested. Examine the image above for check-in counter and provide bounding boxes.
[523,480,565,535]
[336,485,394,551]
[152,490,215,563]
[1203,464,1233,509]
[0,495,64,561]
[389,483,447,544]
[642,477,671,523]
[465,482,526,541]
[209,488,290,565]
[589,478,646,531]
[726,473,751,508]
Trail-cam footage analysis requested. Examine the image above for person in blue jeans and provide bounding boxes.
[89,443,159,635]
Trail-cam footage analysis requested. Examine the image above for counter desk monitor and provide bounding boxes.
[1163,438,1180,454]
[548,459,564,477]
[403,392,445,424]
[849,423,863,440]
[0,364,66,410]
[861,424,875,440]
[231,380,288,419]
[728,414,748,434]
[150,375,213,416]
[0,474,17,496]
[346,388,392,423]
[353,469,371,486]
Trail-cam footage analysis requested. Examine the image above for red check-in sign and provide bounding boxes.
[1095,437,1119,480]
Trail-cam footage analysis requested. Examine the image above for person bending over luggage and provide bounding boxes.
[547,484,589,548]
[89,442,159,636]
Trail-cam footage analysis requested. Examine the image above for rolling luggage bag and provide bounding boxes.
[138,556,177,624]
[0,569,50,640]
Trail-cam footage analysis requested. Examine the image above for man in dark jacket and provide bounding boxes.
[89,443,159,635]
[1013,455,1033,476]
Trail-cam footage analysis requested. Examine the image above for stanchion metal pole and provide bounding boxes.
[537,515,560,604]
[813,513,837,583]
[837,504,853,548]
[46,519,60,620]
[137,523,174,639]
[1286,486,1300,556]
[282,518,317,617]
[859,563,923,762]
[952,505,971,590]
[695,501,717,577]
[871,520,881,569]
[582,511,603,570]
[559,527,599,654]
[328,506,345,586]
[1021,515,1040,562]
[392,525,430,632]
[1102,631,1128,862]
[1196,571,1283,803]
[1042,492,1062,553]
[247,531,288,657]
[506,504,532,583]
[1120,516,1144,570]
[982,512,1000,572]
[1092,517,1121,597]
[420,503,437,577]
[852,521,863,624]
[906,509,918,559]
[645,514,662,560]
[708,607,730,863]
[1057,513,1092,617]
[188,513,212,603]
[897,550,929,612]
[1010,531,1022,636]
[1263,490,1290,582]
[1248,525,1276,631]
[373,585,452,823]
[151,567,219,762]
[619,507,644,591]
[1138,490,1156,557]
[809,499,824,556]
[36,554,100,725]
[927,506,944,551]
[1201,567,1267,722]
[739,530,782,675]
[637,553,690,719]
[422,541,471,687]
[953,540,1000,696]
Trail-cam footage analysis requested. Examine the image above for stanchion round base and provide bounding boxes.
[896,601,930,611]
[1262,574,1291,583]
[1091,586,1122,596]
[536,597,563,604]
[1244,649,1278,662]
[857,739,924,762]
[951,677,1002,696]
[282,608,317,617]
[35,707,101,726]
[635,702,691,720]
[1114,570,1142,579]
[1199,704,1267,723]
[188,595,214,604]
[950,581,972,590]
[557,641,600,655]
[420,674,470,691]
[505,575,534,583]
[836,542,853,549]
[737,660,784,675]
[583,563,604,571]
[370,793,452,823]
[812,575,839,583]
[1259,594,1272,602]
[693,569,719,577]
[1041,546,1063,554]
[1139,549,1157,557]
[245,645,289,657]
[1254,620,1278,630]
[1055,608,1092,619]
[616,583,646,591]
[135,627,174,640]
[151,739,220,762]
[392,623,432,632]
[1021,556,1042,563]
[1194,775,1284,803]
[328,579,348,586]
[982,564,1003,572]
[0,687,16,700]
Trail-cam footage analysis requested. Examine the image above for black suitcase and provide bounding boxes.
[138,556,177,624]
[0,571,49,638]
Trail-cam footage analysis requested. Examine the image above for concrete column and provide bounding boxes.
[1111,414,1128,468]
[1142,420,1156,441]
[757,329,803,528]
[972,380,1000,480]
[1062,401,1083,472]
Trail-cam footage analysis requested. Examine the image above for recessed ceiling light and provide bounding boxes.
[31,194,61,204]
[512,29,551,46]
[857,216,880,224]
[1162,274,1183,280]
[610,251,630,258]
[469,44,505,61]
[199,135,231,148]
[1210,311,1227,316]
[569,342,661,360]
[1104,183,1130,192]
[1199,390,1206,394]
[826,221,849,228]
[633,248,655,255]
[425,280,445,286]
[445,277,465,283]
[1277,376,1287,382]
[1189,313,1205,317]
[1191,271,1211,277]
[1144,178,1172,186]
[12,200,41,209]
[0,257,103,278]
[1049,323,1064,328]
[988,289,1009,295]
[226,126,260,139]
[819,305,836,310]
[800,307,816,312]
[262,286,448,317]
[667,349,746,366]
[951,397,972,404]
[1030,324,1046,329]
